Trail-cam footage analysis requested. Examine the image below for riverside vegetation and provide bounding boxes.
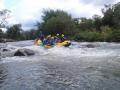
[0,2,120,42]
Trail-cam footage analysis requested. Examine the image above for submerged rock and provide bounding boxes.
[85,44,95,48]
[2,49,10,52]
[14,48,35,56]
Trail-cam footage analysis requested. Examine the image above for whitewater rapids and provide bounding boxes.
[0,41,120,90]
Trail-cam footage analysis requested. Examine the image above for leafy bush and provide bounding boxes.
[37,10,77,36]
[100,26,113,42]
[111,29,120,42]
[74,31,102,41]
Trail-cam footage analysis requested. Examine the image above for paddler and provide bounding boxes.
[43,35,51,45]
[39,31,45,42]
[61,34,67,42]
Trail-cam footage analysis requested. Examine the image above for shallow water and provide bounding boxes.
[0,41,120,90]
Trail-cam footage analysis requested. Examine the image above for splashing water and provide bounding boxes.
[0,41,120,90]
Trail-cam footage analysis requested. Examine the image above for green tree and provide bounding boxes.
[0,9,11,41]
[29,29,38,40]
[111,29,120,42]
[77,17,94,31]
[102,3,120,28]
[0,29,4,41]
[112,2,120,28]
[92,15,102,31]
[6,24,22,40]
[21,31,31,40]
[100,26,113,41]
[37,10,76,36]
[102,4,114,27]
[21,29,38,40]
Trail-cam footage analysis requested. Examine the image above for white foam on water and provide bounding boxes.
[1,57,28,63]
[47,46,114,57]
[1,41,120,63]
[24,44,115,58]
[24,45,49,55]
[6,40,34,47]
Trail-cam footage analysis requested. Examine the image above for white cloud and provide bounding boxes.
[9,0,102,21]
[114,0,120,3]
[2,0,120,30]
[0,0,5,10]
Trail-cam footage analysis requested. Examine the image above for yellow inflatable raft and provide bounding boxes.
[44,45,53,49]
[34,39,71,49]
[34,39,42,45]
[56,40,71,47]
[44,40,71,49]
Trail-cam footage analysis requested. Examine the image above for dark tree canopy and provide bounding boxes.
[1,2,120,42]
[38,10,76,36]
[0,29,4,39]
[6,24,22,40]
[102,3,120,28]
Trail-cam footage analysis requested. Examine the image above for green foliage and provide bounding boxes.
[100,26,113,41]
[92,15,102,31]
[102,3,120,28]
[6,24,22,40]
[2,2,120,42]
[74,31,102,41]
[73,2,120,42]
[112,3,120,28]
[42,10,58,22]
[0,29,4,39]
[22,29,38,40]
[43,16,65,35]
[111,29,120,42]
[77,18,94,31]
[102,5,114,27]
[38,10,76,36]
[74,26,120,42]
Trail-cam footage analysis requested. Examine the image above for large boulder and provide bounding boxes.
[14,48,35,56]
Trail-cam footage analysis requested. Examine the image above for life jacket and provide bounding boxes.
[37,39,42,45]
[43,39,50,45]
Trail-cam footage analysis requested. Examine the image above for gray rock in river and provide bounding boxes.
[85,44,95,48]
[14,48,35,56]
[2,48,10,52]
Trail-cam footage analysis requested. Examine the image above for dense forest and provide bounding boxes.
[0,2,120,42]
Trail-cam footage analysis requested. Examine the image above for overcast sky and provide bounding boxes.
[0,0,120,30]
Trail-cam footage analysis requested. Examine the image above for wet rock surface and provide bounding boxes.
[0,42,35,57]
[14,49,35,56]
[85,44,95,48]
[2,49,10,52]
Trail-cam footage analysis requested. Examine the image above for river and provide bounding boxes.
[0,41,120,90]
